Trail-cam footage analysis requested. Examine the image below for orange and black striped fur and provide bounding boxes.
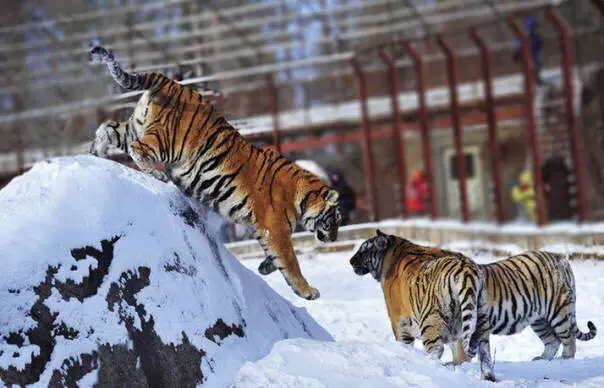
[452,250,597,364]
[89,46,341,300]
[349,230,496,381]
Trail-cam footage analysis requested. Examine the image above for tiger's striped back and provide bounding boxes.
[480,250,596,359]
[452,250,597,363]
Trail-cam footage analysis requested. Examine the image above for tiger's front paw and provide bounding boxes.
[90,139,108,157]
[146,168,170,183]
[294,285,320,300]
[258,257,278,275]
[90,126,111,157]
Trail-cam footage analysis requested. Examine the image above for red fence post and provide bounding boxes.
[378,47,408,219]
[351,57,378,221]
[436,35,470,223]
[507,16,547,226]
[402,41,438,219]
[266,75,281,153]
[544,6,588,222]
[14,94,24,175]
[469,26,506,224]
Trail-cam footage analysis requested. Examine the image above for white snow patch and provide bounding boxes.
[235,339,487,388]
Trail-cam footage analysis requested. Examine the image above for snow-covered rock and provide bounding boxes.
[0,156,331,387]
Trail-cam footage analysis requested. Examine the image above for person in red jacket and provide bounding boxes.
[406,169,429,216]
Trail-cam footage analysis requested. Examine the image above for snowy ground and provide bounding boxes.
[237,243,604,387]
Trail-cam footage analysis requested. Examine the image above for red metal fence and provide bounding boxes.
[334,5,597,225]
[2,3,602,227]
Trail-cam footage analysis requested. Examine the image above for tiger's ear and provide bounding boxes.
[376,229,386,237]
[325,189,339,206]
[375,233,389,250]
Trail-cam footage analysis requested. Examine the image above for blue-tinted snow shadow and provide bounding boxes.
[493,357,604,383]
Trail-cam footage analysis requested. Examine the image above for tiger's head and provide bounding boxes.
[349,229,393,280]
[299,187,341,243]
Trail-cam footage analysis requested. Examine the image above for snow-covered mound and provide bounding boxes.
[0,156,331,387]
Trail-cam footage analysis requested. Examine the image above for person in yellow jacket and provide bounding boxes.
[511,170,537,221]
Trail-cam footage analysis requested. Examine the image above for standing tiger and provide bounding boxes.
[89,46,341,300]
[452,250,597,363]
[349,230,496,381]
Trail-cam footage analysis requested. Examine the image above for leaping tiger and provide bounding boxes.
[89,46,341,300]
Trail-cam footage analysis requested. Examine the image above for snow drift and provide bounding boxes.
[0,156,331,387]
[234,339,488,388]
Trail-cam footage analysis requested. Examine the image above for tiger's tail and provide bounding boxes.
[89,46,168,92]
[458,268,480,359]
[576,321,597,341]
[557,253,597,342]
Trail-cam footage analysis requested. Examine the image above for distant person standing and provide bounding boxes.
[406,169,429,216]
[329,170,356,226]
[542,156,573,221]
[513,16,544,85]
[511,170,537,222]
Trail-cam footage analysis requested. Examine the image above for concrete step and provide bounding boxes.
[225,220,604,261]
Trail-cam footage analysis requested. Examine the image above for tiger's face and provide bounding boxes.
[301,188,341,243]
[349,229,392,280]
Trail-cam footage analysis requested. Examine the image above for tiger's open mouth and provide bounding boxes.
[352,266,369,275]
[316,228,337,243]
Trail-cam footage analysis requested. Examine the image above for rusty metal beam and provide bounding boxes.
[469,26,505,224]
[266,75,282,153]
[379,46,408,219]
[437,35,470,223]
[351,57,379,221]
[402,40,438,219]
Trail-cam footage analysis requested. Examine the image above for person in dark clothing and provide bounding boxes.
[542,156,574,221]
[512,16,543,85]
[329,170,356,226]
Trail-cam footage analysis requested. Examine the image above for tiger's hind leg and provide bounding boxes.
[473,310,496,381]
[129,133,170,182]
[449,340,470,365]
[531,319,561,360]
[91,119,129,157]
[449,341,465,365]
[420,314,445,360]
[551,300,577,359]
[257,225,319,300]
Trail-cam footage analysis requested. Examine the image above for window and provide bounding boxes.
[449,153,475,179]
